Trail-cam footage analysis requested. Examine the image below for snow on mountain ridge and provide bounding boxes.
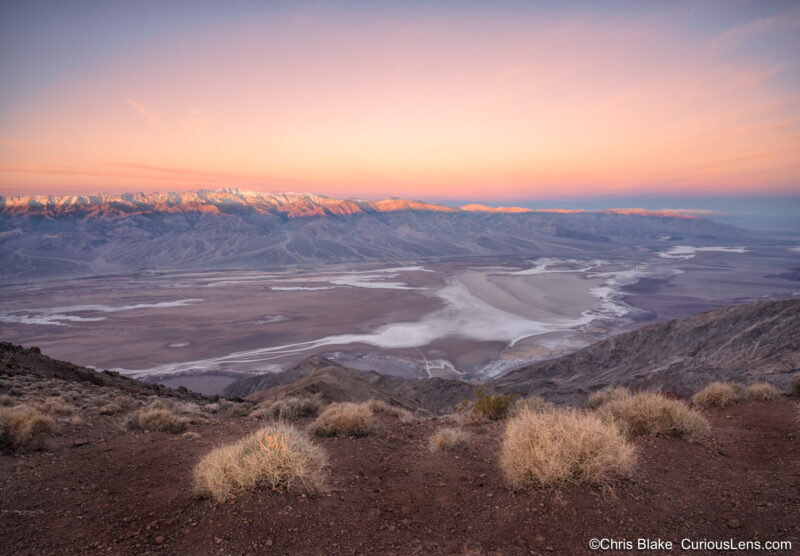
[0,190,457,218]
[1,190,705,220]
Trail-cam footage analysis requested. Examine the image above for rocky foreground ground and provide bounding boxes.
[1,366,798,555]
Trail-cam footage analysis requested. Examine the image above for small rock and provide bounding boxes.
[154,536,165,545]
[214,537,223,544]
[266,539,273,546]
[727,519,741,529]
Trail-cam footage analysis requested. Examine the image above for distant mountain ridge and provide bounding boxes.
[1,189,714,219]
[0,189,747,281]
[0,190,458,218]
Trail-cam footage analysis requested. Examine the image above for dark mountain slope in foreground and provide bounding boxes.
[225,298,800,409]
[497,297,800,402]
[0,341,209,404]
[244,366,422,412]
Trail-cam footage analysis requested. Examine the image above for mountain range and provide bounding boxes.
[0,189,747,280]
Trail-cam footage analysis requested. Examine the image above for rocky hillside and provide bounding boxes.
[243,366,422,412]
[497,297,800,402]
[0,342,211,404]
[0,189,747,280]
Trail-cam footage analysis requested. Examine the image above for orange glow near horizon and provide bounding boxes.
[1,6,799,199]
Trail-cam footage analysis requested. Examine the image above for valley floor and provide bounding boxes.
[1,399,798,555]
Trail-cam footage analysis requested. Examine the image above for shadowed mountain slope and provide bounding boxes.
[243,366,422,412]
[496,297,800,402]
[226,298,800,410]
[0,341,210,403]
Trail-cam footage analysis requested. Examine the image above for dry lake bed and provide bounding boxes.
[1,244,798,394]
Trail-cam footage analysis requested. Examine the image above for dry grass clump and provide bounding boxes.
[38,397,74,416]
[745,382,780,401]
[98,403,126,415]
[66,416,86,426]
[0,405,56,451]
[307,402,375,437]
[216,399,253,417]
[500,407,636,489]
[429,427,469,452]
[510,395,554,417]
[193,422,327,502]
[126,407,189,434]
[251,397,325,421]
[790,374,800,397]
[60,390,84,404]
[365,399,414,422]
[587,386,631,409]
[94,394,135,415]
[0,394,16,407]
[692,382,745,408]
[593,392,709,439]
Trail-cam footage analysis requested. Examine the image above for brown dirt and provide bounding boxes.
[1,397,798,555]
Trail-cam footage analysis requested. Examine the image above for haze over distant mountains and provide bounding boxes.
[0,189,751,281]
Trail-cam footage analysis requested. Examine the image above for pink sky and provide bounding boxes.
[1,3,799,199]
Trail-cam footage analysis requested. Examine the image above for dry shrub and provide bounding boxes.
[365,399,414,422]
[126,408,188,433]
[455,387,516,421]
[510,396,554,417]
[252,397,324,421]
[790,374,800,397]
[193,422,327,502]
[98,403,125,415]
[473,387,515,420]
[60,391,83,404]
[429,427,469,452]
[0,406,56,451]
[0,395,16,407]
[594,392,709,439]
[39,397,74,416]
[587,386,631,409]
[307,402,374,437]
[746,382,780,401]
[692,382,745,408]
[500,407,636,489]
[215,399,252,417]
[67,416,86,426]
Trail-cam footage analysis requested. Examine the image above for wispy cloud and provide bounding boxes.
[125,98,160,125]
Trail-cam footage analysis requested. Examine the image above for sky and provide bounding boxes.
[1,0,799,203]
